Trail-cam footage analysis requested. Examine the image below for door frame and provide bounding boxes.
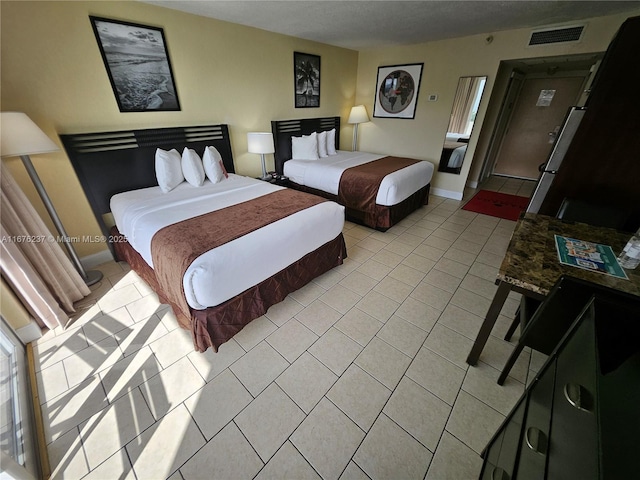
[479,70,524,183]
[0,317,40,480]
[477,54,602,184]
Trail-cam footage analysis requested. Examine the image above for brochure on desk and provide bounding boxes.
[555,235,628,280]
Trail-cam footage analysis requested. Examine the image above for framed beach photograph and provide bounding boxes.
[89,16,180,112]
[294,52,320,108]
[373,63,424,119]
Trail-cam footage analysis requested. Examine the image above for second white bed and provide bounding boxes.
[283,151,434,206]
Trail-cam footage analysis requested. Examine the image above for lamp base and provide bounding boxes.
[352,124,359,151]
[84,269,104,287]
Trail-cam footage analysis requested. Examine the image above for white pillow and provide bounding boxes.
[291,131,319,160]
[317,131,328,157]
[155,148,183,193]
[327,128,337,155]
[203,145,228,183]
[181,148,205,187]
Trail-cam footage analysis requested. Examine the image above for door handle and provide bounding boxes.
[491,466,509,480]
[525,427,548,455]
[564,383,594,412]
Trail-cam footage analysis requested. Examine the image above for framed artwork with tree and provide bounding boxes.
[294,52,320,108]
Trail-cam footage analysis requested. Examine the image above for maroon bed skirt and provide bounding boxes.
[111,228,347,352]
[286,182,430,231]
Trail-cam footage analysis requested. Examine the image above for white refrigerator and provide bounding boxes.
[526,106,586,213]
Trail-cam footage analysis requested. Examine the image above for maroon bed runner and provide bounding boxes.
[338,156,422,226]
[151,188,328,319]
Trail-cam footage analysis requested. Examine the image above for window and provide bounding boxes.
[0,317,39,479]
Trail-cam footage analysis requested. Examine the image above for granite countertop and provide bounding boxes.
[499,213,640,297]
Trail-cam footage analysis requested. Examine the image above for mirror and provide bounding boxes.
[438,76,487,174]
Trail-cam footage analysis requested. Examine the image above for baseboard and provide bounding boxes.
[15,320,43,344]
[431,187,463,201]
[27,343,51,480]
[81,249,114,269]
[466,180,479,189]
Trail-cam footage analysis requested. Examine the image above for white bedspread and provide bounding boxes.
[448,144,467,168]
[110,174,345,310]
[283,151,434,206]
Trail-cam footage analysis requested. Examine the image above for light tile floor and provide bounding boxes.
[34,176,543,480]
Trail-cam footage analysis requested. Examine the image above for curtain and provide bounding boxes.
[448,77,483,134]
[0,162,90,329]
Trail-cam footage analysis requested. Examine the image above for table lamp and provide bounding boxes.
[0,112,103,286]
[247,132,275,180]
[348,105,369,151]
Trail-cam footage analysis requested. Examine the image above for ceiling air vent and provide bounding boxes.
[529,25,585,46]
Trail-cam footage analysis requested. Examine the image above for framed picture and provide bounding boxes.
[89,16,180,112]
[294,52,320,108]
[373,63,424,119]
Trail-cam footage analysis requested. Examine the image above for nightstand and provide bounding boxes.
[260,174,289,187]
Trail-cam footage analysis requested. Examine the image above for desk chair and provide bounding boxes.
[498,198,630,384]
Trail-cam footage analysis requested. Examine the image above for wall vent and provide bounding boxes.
[529,25,585,46]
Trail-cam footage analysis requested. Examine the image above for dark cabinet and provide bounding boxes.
[480,277,640,479]
[516,366,554,480]
[539,16,640,232]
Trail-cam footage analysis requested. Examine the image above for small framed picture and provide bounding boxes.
[373,63,424,119]
[294,52,320,108]
[90,16,180,112]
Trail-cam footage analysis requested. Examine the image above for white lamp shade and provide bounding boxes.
[348,105,369,124]
[1,112,59,158]
[247,132,275,154]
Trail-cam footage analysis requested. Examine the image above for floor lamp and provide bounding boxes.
[247,132,275,180]
[348,105,370,151]
[1,112,103,286]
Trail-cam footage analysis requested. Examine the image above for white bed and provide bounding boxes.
[447,144,468,168]
[272,116,434,230]
[64,122,347,352]
[283,150,434,206]
[111,174,345,310]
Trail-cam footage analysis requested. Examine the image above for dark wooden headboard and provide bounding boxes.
[271,116,340,174]
[60,124,235,241]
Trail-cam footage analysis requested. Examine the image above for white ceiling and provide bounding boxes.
[142,1,640,50]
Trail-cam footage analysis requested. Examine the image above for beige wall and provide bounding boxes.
[354,11,640,198]
[2,1,639,263]
[1,278,32,331]
[1,1,358,257]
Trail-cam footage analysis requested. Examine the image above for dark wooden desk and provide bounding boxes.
[466,213,640,366]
